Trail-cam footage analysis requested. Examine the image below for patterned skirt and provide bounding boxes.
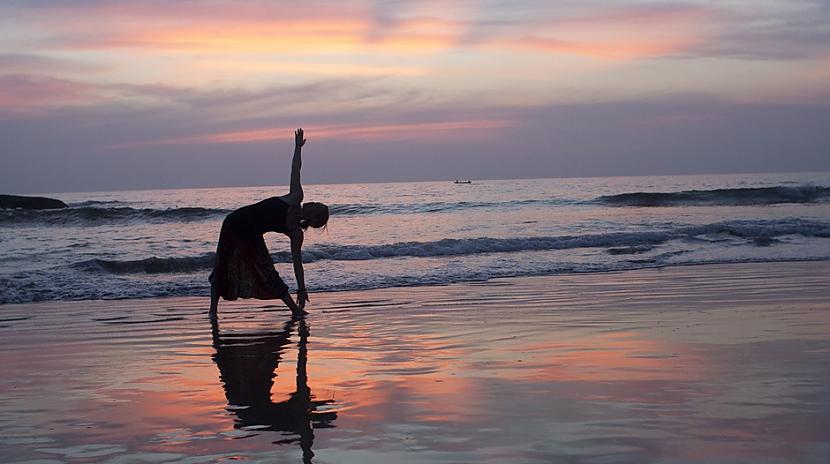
[209,224,289,301]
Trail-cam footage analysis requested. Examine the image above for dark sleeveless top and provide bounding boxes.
[224,197,291,237]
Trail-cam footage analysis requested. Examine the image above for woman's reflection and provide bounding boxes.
[211,318,336,462]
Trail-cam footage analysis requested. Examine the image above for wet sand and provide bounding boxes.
[2,261,830,463]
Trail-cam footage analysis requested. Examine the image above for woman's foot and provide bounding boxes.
[282,292,306,319]
[291,308,309,320]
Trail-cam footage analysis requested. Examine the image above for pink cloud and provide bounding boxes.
[0,74,100,110]
[17,2,464,55]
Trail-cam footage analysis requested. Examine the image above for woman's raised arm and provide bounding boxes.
[288,128,306,202]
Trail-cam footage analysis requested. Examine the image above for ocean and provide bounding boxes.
[2,172,830,305]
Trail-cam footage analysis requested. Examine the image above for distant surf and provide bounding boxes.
[0,199,569,226]
[597,185,830,207]
[5,185,828,227]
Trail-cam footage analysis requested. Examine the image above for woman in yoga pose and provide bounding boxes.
[209,128,329,319]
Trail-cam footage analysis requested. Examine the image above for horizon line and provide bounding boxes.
[10,169,830,197]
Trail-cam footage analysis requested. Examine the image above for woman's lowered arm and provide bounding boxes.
[290,232,309,309]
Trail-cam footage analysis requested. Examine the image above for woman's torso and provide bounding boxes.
[224,197,291,237]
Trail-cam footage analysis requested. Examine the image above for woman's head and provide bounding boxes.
[300,202,329,229]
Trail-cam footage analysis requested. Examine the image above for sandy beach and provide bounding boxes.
[2,261,829,463]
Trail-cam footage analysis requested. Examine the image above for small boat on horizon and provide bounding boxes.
[453,180,473,184]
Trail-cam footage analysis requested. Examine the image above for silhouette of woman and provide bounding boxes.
[211,318,337,462]
[209,129,329,319]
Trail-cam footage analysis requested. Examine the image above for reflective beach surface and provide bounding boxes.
[2,262,830,463]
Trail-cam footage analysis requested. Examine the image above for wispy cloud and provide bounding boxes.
[0,73,429,124]
[482,5,715,59]
[102,119,513,149]
[19,2,466,55]
[7,0,830,61]
[0,53,108,74]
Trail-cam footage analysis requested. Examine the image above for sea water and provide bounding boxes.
[2,172,830,304]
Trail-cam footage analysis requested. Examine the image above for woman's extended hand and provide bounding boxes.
[295,128,306,147]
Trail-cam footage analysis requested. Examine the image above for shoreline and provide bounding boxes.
[3,258,830,308]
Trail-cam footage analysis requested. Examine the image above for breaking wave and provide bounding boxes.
[74,254,218,274]
[0,206,231,226]
[68,218,830,275]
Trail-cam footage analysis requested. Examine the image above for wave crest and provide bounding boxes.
[71,218,830,274]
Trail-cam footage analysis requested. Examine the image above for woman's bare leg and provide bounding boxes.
[209,285,219,320]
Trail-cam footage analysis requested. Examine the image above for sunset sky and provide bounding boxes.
[2,0,829,193]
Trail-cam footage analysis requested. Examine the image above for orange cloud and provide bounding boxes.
[190,60,429,77]
[38,13,464,55]
[103,119,513,149]
[90,20,369,54]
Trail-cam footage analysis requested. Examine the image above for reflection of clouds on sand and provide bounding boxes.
[305,315,711,439]
[515,331,707,383]
[211,317,336,462]
[298,267,830,460]
[2,263,830,462]
[304,311,486,426]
